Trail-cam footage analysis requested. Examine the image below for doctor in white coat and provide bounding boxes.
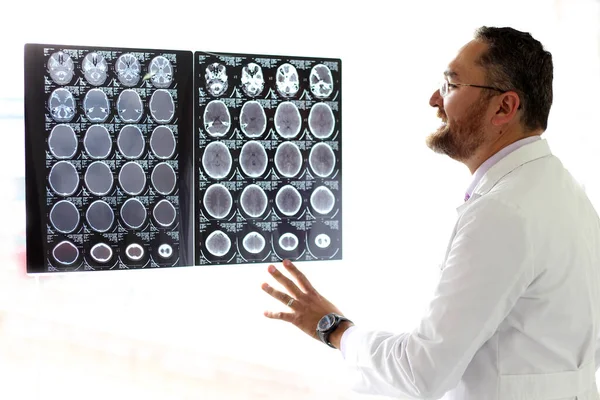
[262,26,600,400]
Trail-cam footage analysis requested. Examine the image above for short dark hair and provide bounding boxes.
[474,26,553,132]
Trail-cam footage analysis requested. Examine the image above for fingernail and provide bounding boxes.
[268,265,275,273]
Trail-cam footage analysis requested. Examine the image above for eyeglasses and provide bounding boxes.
[439,79,505,97]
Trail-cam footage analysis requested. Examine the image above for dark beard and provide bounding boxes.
[426,96,489,162]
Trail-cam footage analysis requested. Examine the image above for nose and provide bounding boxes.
[429,89,443,108]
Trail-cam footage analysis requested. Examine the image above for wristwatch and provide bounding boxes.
[316,313,353,349]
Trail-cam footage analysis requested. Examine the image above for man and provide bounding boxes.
[262,26,600,399]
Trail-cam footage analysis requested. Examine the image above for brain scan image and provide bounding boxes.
[84,125,112,159]
[48,161,79,196]
[309,64,334,98]
[240,184,268,218]
[117,125,145,159]
[242,232,265,254]
[205,230,231,257]
[149,89,175,124]
[314,233,331,249]
[275,185,302,216]
[308,102,335,139]
[151,162,176,195]
[52,241,79,265]
[47,51,74,85]
[118,161,146,195]
[205,62,228,97]
[202,141,232,179]
[241,63,264,97]
[239,101,267,138]
[276,63,299,98]
[150,126,176,159]
[48,88,76,122]
[239,141,268,178]
[203,100,231,137]
[309,143,336,177]
[149,56,173,88]
[90,243,112,263]
[120,198,147,229]
[82,52,108,86]
[158,244,173,259]
[48,124,77,159]
[117,89,143,123]
[153,199,176,227]
[310,186,335,215]
[203,183,232,219]
[274,102,301,138]
[278,232,299,252]
[86,200,114,233]
[83,89,110,123]
[274,142,302,178]
[49,200,79,234]
[115,53,141,87]
[125,243,144,261]
[84,161,113,196]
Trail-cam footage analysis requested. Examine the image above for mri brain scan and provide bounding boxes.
[82,52,108,86]
[205,62,228,97]
[47,51,74,85]
[241,63,265,97]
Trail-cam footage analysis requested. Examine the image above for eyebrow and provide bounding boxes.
[444,70,459,79]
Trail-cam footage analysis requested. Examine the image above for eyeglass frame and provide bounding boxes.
[439,79,522,110]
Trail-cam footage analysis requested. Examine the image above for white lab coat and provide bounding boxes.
[342,139,600,400]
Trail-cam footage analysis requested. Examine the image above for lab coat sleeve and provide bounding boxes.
[341,199,536,400]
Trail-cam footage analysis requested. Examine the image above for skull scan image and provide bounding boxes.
[310,186,335,215]
[158,244,173,259]
[149,56,173,88]
[83,89,110,123]
[52,241,79,265]
[241,63,264,97]
[48,124,78,159]
[47,51,74,85]
[153,199,176,227]
[239,101,267,138]
[205,62,228,97]
[314,233,331,249]
[205,230,231,257]
[86,200,114,233]
[151,162,176,195]
[90,243,113,263]
[84,125,112,159]
[274,142,302,178]
[242,232,266,254]
[125,243,144,261]
[202,141,232,179]
[308,102,335,139]
[150,126,176,159]
[309,64,334,99]
[275,185,302,216]
[309,143,336,177]
[149,89,175,124]
[120,198,147,229]
[117,89,143,123]
[48,88,76,122]
[239,141,268,178]
[276,63,299,98]
[49,161,79,196]
[203,183,233,219]
[82,52,108,86]
[115,53,141,87]
[240,184,268,218]
[117,125,145,159]
[203,100,231,137]
[274,102,302,138]
[118,161,146,195]
[84,161,114,196]
[49,200,79,234]
[278,232,299,252]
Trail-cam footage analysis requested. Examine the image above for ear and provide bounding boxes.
[491,91,520,126]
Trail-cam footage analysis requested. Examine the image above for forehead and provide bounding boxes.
[445,40,488,81]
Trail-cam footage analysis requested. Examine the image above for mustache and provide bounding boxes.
[437,109,447,121]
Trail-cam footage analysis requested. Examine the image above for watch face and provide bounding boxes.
[318,313,335,331]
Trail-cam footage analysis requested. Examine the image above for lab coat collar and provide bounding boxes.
[457,138,552,212]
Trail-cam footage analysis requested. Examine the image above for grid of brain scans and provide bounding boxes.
[195,52,342,265]
[24,44,194,273]
[24,43,341,273]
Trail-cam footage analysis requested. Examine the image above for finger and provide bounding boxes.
[267,264,303,298]
[261,282,294,306]
[263,310,294,322]
[282,259,316,294]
